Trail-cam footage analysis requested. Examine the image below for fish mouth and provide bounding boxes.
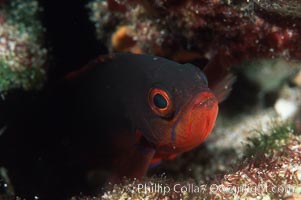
[154,90,218,157]
[167,91,218,154]
[194,95,217,109]
[189,91,218,143]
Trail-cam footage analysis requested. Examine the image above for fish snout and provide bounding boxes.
[194,94,217,109]
[155,91,218,156]
[190,91,218,144]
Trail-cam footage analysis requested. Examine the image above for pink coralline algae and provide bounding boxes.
[89,0,301,83]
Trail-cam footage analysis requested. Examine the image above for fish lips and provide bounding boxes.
[172,90,218,153]
[190,91,218,143]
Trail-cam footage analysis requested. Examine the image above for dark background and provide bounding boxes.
[39,0,107,82]
[0,0,108,199]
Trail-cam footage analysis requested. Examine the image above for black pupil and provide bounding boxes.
[153,94,167,108]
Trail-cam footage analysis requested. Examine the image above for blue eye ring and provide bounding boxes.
[148,88,173,117]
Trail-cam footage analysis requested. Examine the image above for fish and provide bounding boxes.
[54,53,233,182]
[0,53,234,198]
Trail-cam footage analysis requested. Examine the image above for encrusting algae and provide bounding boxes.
[70,121,301,200]
[0,0,47,93]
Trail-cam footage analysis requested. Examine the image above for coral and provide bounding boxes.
[0,0,47,93]
[88,0,301,85]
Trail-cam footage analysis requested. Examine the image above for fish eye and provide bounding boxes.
[148,88,173,117]
[153,94,167,108]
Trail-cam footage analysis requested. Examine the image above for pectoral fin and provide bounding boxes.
[209,73,236,103]
[203,50,236,103]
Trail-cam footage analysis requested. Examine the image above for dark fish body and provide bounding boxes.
[53,53,219,178]
[0,53,229,199]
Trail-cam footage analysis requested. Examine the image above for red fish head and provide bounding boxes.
[146,88,218,158]
[171,91,218,152]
